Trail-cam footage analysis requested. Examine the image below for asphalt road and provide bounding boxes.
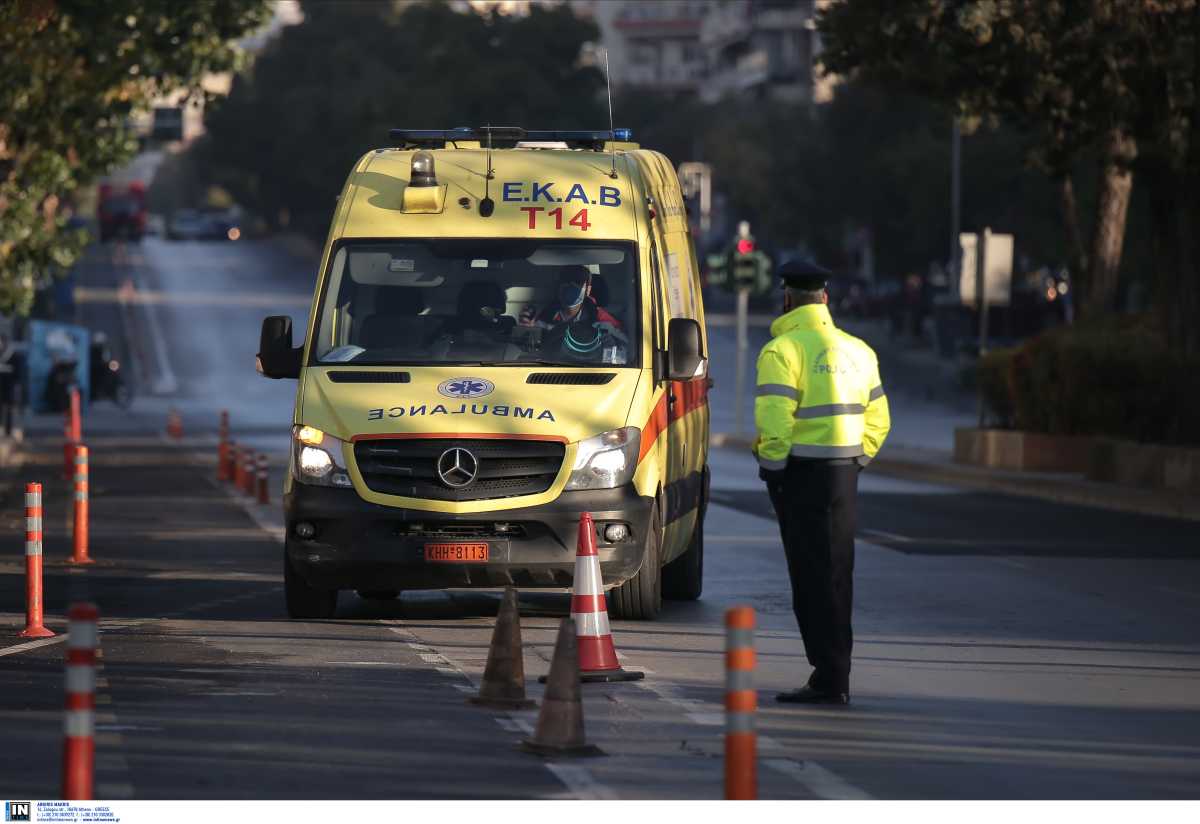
[2,236,1198,799]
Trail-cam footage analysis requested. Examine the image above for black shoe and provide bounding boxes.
[775,685,850,705]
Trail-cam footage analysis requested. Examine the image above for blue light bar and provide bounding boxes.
[388,128,633,147]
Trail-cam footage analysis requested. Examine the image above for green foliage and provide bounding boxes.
[818,0,1200,323]
[190,1,605,238]
[0,0,271,314]
[623,83,1063,275]
[978,316,1200,445]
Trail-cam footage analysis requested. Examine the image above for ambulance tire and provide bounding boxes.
[663,466,707,600]
[663,501,704,602]
[609,504,662,620]
[284,546,338,619]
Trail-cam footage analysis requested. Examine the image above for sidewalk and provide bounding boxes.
[706,314,1200,522]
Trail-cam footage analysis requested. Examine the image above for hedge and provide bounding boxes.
[977,315,1200,446]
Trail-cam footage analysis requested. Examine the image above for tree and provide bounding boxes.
[0,0,270,314]
[818,0,1195,322]
[192,0,605,239]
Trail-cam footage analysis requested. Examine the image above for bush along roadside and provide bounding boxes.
[977,315,1200,447]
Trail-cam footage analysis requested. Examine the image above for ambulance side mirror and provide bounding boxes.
[666,318,705,381]
[257,315,302,379]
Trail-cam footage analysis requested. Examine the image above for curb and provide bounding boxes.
[709,432,1200,523]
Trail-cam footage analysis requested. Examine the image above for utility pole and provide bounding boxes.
[950,121,962,296]
[976,226,990,428]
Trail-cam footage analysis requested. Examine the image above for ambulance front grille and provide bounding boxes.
[353,438,565,502]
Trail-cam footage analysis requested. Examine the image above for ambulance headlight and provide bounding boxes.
[292,425,353,488]
[565,427,640,490]
[410,151,437,187]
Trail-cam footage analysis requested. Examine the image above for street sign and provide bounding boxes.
[959,231,1013,307]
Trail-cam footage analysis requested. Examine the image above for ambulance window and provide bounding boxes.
[311,240,639,367]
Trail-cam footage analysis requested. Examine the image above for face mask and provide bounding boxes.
[558,282,588,309]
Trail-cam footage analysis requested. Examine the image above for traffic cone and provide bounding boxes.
[566,512,643,683]
[470,587,534,710]
[520,617,602,757]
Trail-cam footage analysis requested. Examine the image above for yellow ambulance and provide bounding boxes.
[257,127,709,620]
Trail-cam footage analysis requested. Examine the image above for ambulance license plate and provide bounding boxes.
[424,542,489,563]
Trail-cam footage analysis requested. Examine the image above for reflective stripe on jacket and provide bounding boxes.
[753,304,891,471]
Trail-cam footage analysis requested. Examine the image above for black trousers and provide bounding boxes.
[767,460,859,693]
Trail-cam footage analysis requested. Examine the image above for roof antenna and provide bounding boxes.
[604,50,618,179]
[479,124,495,217]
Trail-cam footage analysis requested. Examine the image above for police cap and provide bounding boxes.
[778,258,833,291]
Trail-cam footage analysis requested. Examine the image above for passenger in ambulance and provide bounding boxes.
[429,281,520,361]
[537,265,624,331]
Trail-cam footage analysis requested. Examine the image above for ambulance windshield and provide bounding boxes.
[312,240,639,367]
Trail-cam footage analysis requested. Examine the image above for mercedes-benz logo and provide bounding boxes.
[437,447,479,489]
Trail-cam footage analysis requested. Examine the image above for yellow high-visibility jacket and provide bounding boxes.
[753,304,890,471]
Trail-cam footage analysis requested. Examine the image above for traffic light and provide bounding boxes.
[733,240,759,287]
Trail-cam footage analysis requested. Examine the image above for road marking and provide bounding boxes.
[763,758,872,800]
[0,635,67,657]
[685,712,724,726]
[96,724,163,733]
[859,528,914,543]
[544,764,618,800]
[495,717,534,734]
[325,661,406,666]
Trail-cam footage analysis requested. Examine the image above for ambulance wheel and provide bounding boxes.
[664,467,707,601]
[610,504,662,620]
[284,546,338,619]
[663,510,704,602]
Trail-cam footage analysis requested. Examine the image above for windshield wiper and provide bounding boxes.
[476,359,568,367]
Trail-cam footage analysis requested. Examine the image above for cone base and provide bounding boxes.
[69,558,95,566]
[19,625,55,638]
[469,695,536,710]
[538,667,645,684]
[520,739,605,758]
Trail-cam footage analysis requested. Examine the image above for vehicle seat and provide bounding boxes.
[357,288,436,350]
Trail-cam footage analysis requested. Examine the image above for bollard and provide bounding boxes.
[62,602,98,800]
[256,453,270,505]
[226,439,239,485]
[63,387,82,480]
[166,408,183,439]
[69,386,82,442]
[71,446,92,565]
[217,411,230,482]
[20,483,54,638]
[242,448,256,496]
[232,442,245,489]
[725,606,757,800]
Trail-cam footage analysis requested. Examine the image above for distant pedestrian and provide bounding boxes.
[753,259,891,704]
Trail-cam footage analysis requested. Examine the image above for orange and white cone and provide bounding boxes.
[570,512,643,684]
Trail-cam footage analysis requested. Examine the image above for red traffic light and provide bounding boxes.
[736,238,754,255]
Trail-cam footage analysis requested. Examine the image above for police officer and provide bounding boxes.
[753,259,891,705]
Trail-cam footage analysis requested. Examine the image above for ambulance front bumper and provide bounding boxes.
[283,482,654,591]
